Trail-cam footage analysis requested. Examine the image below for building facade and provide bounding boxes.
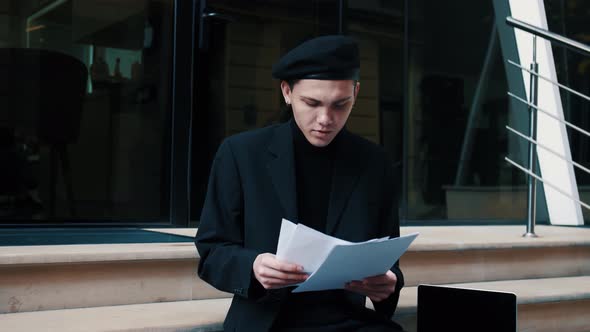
[1,0,589,229]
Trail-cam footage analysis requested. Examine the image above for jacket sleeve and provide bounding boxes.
[371,156,405,319]
[194,139,265,299]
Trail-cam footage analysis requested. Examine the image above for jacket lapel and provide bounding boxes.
[326,130,364,235]
[267,122,298,222]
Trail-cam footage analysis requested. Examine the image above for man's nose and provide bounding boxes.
[317,108,333,127]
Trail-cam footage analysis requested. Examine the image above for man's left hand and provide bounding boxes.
[344,270,397,302]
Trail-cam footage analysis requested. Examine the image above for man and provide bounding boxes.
[195,35,404,332]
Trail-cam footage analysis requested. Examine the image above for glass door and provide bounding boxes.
[190,0,342,222]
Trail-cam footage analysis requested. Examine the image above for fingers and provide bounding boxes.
[255,268,307,289]
[253,253,308,290]
[256,265,308,282]
[352,270,397,291]
[344,271,398,302]
[345,283,391,302]
[345,282,391,301]
[363,270,397,284]
[257,276,304,289]
[263,255,305,273]
[255,254,306,276]
[367,293,390,302]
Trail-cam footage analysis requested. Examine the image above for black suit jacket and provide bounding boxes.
[195,120,404,332]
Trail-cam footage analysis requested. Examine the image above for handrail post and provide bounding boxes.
[525,36,539,238]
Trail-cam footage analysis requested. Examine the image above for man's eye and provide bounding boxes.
[334,103,347,109]
[305,102,319,107]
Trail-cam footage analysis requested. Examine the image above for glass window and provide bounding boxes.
[0,0,174,222]
[345,0,405,206]
[406,1,525,221]
[189,0,528,224]
[190,0,341,220]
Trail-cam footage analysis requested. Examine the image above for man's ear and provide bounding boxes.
[354,81,360,99]
[280,81,292,105]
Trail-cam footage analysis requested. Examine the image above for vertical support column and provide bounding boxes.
[169,0,197,226]
[525,36,539,237]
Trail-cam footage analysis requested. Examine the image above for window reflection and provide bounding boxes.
[0,0,173,221]
[189,0,341,219]
[406,1,525,220]
[4,0,582,224]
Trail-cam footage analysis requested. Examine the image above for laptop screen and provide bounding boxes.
[417,285,517,332]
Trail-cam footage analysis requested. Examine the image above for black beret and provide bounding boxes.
[272,35,360,81]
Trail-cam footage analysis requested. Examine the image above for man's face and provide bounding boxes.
[281,79,359,147]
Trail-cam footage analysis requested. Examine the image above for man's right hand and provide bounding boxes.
[253,253,308,289]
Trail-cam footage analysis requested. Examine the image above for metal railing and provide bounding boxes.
[505,16,590,237]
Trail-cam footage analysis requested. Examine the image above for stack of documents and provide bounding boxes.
[276,219,419,293]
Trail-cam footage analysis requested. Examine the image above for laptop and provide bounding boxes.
[417,284,517,332]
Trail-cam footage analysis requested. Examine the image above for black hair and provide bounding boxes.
[287,79,299,91]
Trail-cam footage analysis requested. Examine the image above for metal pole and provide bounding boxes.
[524,36,539,238]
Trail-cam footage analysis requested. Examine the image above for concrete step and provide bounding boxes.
[0,298,230,332]
[0,242,230,314]
[400,225,590,286]
[393,276,590,332]
[1,226,589,314]
[2,276,588,332]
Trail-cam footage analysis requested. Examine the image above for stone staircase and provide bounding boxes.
[1,225,589,332]
[393,226,590,332]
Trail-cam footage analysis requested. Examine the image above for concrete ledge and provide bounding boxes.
[2,276,588,332]
[396,276,590,314]
[0,299,230,332]
[394,276,590,332]
[400,225,590,251]
[150,225,590,251]
[519,299,590,332]
[401,245,590,286]
[2,226,588,314]
[0,259,231,314]
[154,225,590,251]
[0,243,197,266]
[2,226,589,267]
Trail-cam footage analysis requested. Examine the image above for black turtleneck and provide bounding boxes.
[291,120,334,232]
[273,121,354,330]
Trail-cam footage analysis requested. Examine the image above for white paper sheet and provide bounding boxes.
[275,218,297,259]
[276,219,348,273]
[293,232,419,292]
[275,219,419,292]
